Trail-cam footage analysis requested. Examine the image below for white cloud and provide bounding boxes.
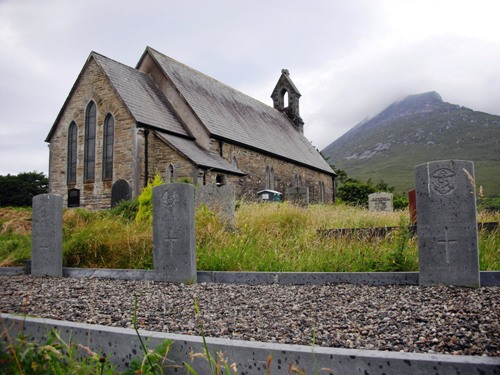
[0,0,499,174]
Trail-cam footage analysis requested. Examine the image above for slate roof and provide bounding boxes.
[155,132,245,175]
[92,53,189,136]
[146,48,334,175]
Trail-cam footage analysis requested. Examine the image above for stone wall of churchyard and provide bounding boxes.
[213,141,334,203]
[48,59,138,210]
[147,133,197,184]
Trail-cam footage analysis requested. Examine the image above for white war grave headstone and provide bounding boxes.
[368,192,394,212]
[415,160,480,287]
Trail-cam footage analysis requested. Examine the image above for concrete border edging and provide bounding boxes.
[2,314,499,375]
[1,267,499,286]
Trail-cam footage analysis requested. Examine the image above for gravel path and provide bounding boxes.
[1,275,498,357]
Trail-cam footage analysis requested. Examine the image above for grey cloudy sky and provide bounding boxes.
[1,0,499,175]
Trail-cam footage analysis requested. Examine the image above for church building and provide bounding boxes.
[45,47,336,209]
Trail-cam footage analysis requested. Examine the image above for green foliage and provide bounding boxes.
[337,181,377,206]
[386,215,414,271]
[136,174,164,224]
[334,169,408,208]
[128,295,176,374]
[110,198,139,221]
[1,204,498,271]
[478,197,500,212]
[393,194,409,210]
[0,328,116,374]
[62,209,153,269]
[0,171,48,207]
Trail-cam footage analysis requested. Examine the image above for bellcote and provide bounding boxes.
[271,69,304,133]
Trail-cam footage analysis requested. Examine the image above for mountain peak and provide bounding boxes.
[321,92,500,196]
[395,91,443,107]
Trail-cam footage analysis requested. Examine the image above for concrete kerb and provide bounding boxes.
[1,267,499,286]
[2,313,499,375]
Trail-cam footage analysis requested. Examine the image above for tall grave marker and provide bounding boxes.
[31,194,63,277]
[415,160,480,287]
[153,184,196,283]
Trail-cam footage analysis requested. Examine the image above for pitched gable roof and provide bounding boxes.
[145,48,334,175]
[46,52,189,142]
[155,132,244,175]
[92,53,189,137]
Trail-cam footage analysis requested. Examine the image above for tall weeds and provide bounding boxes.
[0,202,498,271]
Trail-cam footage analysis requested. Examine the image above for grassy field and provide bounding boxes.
[0,203,498,271]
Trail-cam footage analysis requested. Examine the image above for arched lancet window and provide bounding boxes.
[282,89,289,108]
[84,101,96,182]
[232,155,238,169]
[166,163,175,183]
[102,114,114,180]
[319,181,325,203]
[67,122,78,185]
[295,174,302,187]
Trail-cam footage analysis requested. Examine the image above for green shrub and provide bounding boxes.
[136,174,164,224]
[110,198,139,221]
[337,181,376,206]
[393,194,409,210]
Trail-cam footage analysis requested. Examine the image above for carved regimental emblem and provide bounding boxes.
[431,168,456,195]
[161,190,179,210]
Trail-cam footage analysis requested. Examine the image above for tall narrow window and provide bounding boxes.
[102,114,114,180]
[84,101,96,182]
[166,163,175,183]
[67,122,78,185]
[295,174,302,187]
[319,181,325,203]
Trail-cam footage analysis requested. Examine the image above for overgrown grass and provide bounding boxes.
[0,203,498,271]
[196,203,420,272]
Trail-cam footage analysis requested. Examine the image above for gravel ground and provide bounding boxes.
[1,275,498,357]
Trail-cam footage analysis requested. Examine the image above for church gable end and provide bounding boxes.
[47,56,139,210]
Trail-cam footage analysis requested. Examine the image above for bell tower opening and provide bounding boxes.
[271,69,304,133]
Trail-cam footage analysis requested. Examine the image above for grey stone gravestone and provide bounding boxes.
[153,184,196,283]
[31,194,63,277]
[111,179,131,208]
[195,184,235,227]
[368,192,393,212]
[287,186,309,206]
[415,160,480,287]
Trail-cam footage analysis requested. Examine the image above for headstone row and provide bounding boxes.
[32,184,198,283]
[31,161,480,288]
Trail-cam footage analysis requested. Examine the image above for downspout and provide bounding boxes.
[332,175,336,203]
[144,128,150,187]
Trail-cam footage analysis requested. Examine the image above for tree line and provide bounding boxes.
[0,172,48,207]
[332,165,409,209]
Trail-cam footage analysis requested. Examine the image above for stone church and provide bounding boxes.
[46,47,336,209]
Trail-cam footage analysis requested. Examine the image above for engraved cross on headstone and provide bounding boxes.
[437,227,458,264]
[164,227,177,257]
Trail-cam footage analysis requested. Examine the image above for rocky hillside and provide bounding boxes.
[322,92,500,196]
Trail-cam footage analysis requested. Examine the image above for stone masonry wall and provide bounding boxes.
[146,133,197,184]
[48,59,138,210]
[213,141,334,203]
